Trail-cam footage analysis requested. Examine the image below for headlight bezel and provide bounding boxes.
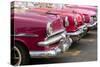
[46,22,53,36]
[89,16,94,24]
[82,14,86,22]
[65,16,69,27]
[74,17,78,26]
[91,15,97,21]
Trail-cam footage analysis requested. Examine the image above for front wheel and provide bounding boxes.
[11,43,30,65]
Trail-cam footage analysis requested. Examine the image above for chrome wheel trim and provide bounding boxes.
[14,46,22,65]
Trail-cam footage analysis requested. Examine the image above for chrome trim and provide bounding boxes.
[38,35,62,46]
[29,47,61,57]
[89,16,94,24]
[46,21,65,38]
[46,22,53,36]
[66,24,87,36]
[13,46,22,66]
[66,31,82,36]
[47,29,65,38]
[65,16,69,26]
[78,24,87,29]
[12,33,39,37]
[87,21,97,28]
[30,35,72,58]
[91,15,97,21]
[38,31,66,46]
[82,15,86,22]
[74,16,78,26]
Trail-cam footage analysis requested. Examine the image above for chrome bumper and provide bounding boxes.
[29,31,72,58]
[29,48,61,57]
[38,34,64,46]
[66,24,87,36]
[66,24,88,42]
[38,29,65,46]
[87,21,97,28]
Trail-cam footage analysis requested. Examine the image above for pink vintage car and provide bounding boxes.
[63,6,97,29]
[29,8,88,42]
[11,8,72,65]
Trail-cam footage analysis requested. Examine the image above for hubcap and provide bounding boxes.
[12,46,22,65]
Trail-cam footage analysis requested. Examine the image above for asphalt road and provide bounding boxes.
[30,29,97,65]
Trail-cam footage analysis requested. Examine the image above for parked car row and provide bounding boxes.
[11,4,97,65]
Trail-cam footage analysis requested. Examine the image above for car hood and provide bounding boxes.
[13,9,59,24]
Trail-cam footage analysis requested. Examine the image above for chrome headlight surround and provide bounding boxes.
[65,16,69,26]
[91,15,97,21]
[74,17,78,26]
[82,14,86,22]
[89,16,94,24]
[46,22,53,36]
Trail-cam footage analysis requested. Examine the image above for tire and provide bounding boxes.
[11,43,30,65]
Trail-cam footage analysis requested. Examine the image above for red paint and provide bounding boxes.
[30,8,84,32]
[12,9,64,51]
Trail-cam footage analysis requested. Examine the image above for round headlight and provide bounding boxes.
[82,15,86,22]
[47,22,53,35]
[90,16,94,23]
[65,16,69,26]
[92,16,97,21]
[93,16,97,21]
[74,17,78,26]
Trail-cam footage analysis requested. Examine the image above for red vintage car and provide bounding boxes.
[63,6,97,29]
[29,8,88,42]
[11,8,72,65]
